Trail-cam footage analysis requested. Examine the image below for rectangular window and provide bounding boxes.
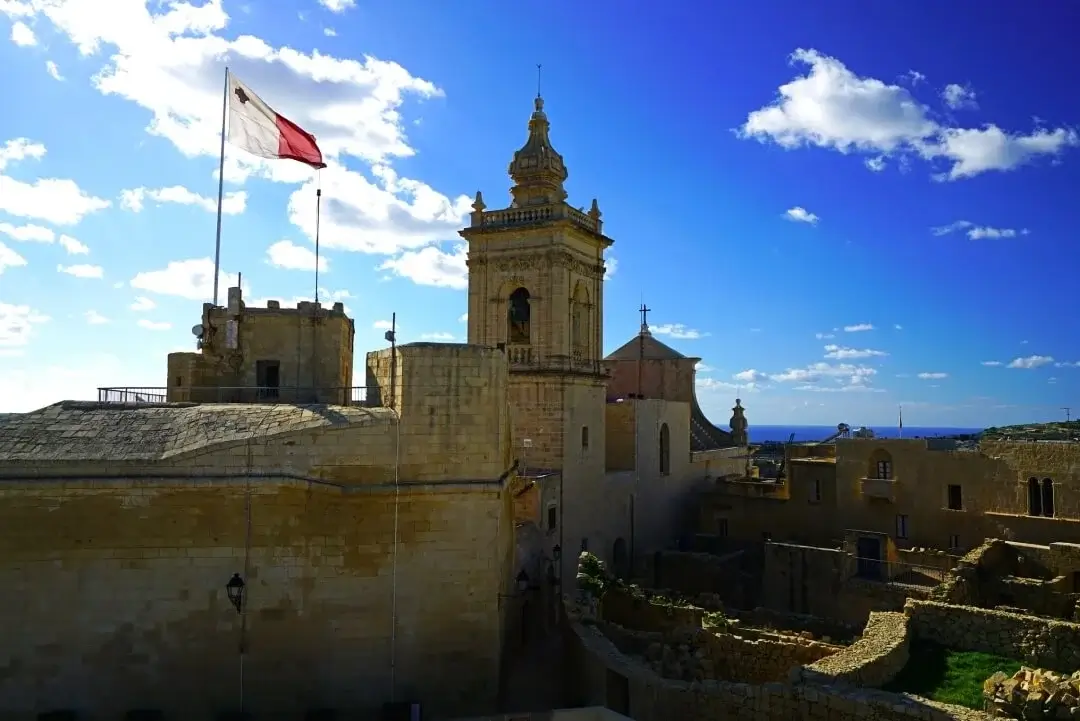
[876,460,892,480]
[546,505,557,532]
[947,484,963,511]
[949,534,960,550]
[811,478,822,502]
[717,518,729,538]
[896,514,909,539]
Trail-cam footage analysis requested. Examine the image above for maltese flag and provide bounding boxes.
[227,73,326,169]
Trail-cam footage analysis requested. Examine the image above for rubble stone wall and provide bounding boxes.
[793,612,911,689]
[568,620,992,721]
[905,599,1080,670]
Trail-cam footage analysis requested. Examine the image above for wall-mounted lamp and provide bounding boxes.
[226,572,245,614]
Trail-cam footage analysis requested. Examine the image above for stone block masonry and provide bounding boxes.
[0,478,510,720]
[794,611,911,689]
[906,599,1080,671]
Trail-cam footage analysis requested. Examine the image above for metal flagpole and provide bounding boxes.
[314,169,322,303]
[212,66,230,307]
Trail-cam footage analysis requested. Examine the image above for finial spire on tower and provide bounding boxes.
[536,63,542,98]
[507,64,567,207]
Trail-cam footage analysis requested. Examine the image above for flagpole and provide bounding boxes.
[314,169,322,303]
[899,405,903,439]
[212,66,229,307]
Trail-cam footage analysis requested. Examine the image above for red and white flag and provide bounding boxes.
[227,74,326,169]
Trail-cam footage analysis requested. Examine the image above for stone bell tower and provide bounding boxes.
[459,92,614,477]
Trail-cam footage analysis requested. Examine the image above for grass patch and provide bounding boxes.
[883,640,1023,710]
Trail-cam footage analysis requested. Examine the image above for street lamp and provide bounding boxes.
[226,573,245,614]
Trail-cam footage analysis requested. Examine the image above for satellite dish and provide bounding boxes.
[191,324,205,337]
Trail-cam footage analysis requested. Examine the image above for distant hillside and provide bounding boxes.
[981,421,1080,441]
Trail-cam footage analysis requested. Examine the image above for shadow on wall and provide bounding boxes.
[563,553,993,721]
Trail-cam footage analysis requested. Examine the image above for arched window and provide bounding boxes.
[1042,478,1055,518]
[571,282,589,352]
[508,288,531,344]
[1027,477,1042,516]
[868,449,893,480]
[659,423,671,476]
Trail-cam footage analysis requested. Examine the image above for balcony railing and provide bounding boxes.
[860,477,897,501]
[97,386,377,406]
[849,557,948,588]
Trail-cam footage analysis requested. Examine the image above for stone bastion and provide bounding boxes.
[565,553,1000,721]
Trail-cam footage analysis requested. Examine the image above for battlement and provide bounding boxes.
[165,285,355,405]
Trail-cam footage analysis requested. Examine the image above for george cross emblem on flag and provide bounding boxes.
[234,86,249,104]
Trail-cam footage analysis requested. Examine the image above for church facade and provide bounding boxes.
[0,92,747,719]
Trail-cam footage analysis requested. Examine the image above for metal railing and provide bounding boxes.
[849,557,949,588]
[97,386,377,406]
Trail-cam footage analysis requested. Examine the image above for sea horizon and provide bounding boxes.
[738,424,983,443]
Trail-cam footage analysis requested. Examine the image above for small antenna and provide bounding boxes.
[536,63,542,98]
[1064,407,1072,423]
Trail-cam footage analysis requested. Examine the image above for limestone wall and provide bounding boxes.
[652,550,745,607]
[0,478,511,720]
[905,599,1080,670]
[567,620,990,721]
[794,612,910,689]
[600,586,703,633]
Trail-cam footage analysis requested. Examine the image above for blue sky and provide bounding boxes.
[1,0,1077,426]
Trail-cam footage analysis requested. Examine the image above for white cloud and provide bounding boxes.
[738,49,1078,180]
[893,324,903,331]
[379,244,468,290]
[137,319,172,331]
[7,2,441,169]
[419,332,454,341]
[901,70,926,86]
[1055,361,1080,368]
[823,344,887,360]
[864,156,886,172]
[942,83,977,110]
[784,206,819,224]
[323,27,336,37]
[815,332,835,340]
[10,20,35,46]
[458,313,468,323]
[930,220,1029,239]
[771,362,877,388]
[917,372,948,380]
[844,323,874,332]
[45,60,64,81]
[604,255,618,280]
[84,310,109,325]
[0,353,134,411]
[697,377,760,393]
[130,296,156,311]
[289,165,470,256]
[696,362,714,373]
[981,361,1002,367]
[266,239,327,272]
[0,242,27,275]
[318,0,355,12]
[734,369,769,383]
[0,302,49,352]
[129,258,240,301]
[120,186,247,215]
[58,263,103,278]
[1007,355,1054,369]
[0,138,46,171]
[652,323,709,340]
[0,222,53,243]
[0,174,111,225]
[373,319,393,330]
[59,234,89,254]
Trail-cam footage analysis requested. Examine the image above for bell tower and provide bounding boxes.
[459,92,613,474]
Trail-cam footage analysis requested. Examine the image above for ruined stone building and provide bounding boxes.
[695,435,1080,623]
[0,94,745,720]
